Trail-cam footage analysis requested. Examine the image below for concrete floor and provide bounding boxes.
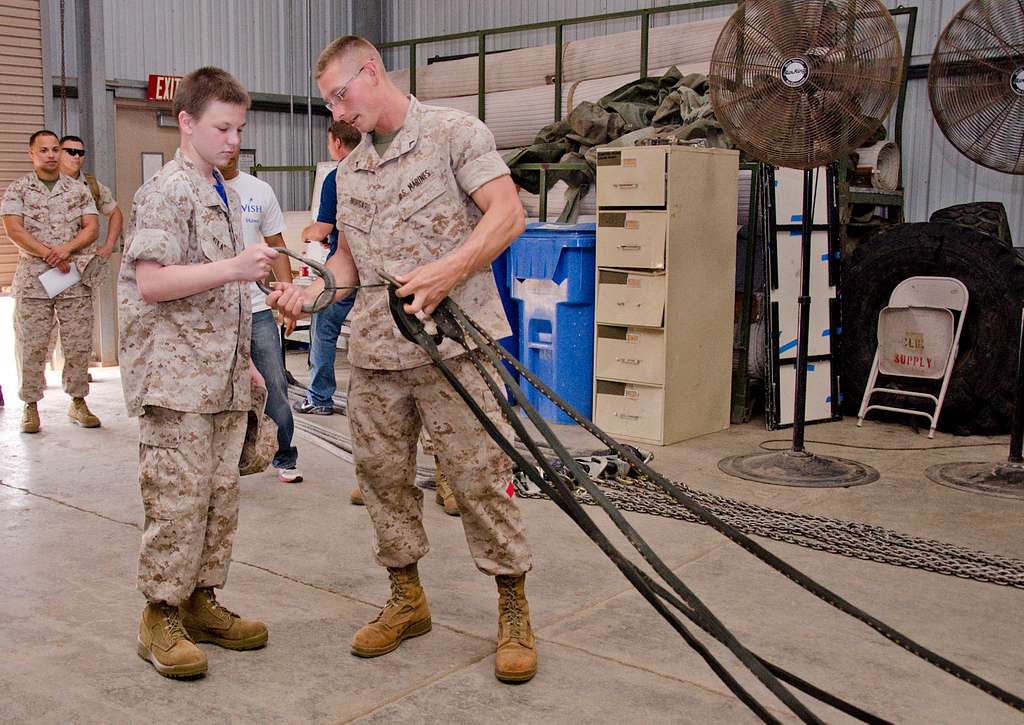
[1,307,1023,723]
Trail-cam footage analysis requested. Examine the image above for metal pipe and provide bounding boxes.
[1010,309,1024,464]
[894,7,916,190]
[538,168,547,222]
[478,32,487,121]
[409,43,417,95]
[640,11,650,78]
[792,169,815,453]
[554,24,563,122]
[305,0,313,173]
[376,0,730,50]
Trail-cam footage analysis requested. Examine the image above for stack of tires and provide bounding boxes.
[841,203,1023,435]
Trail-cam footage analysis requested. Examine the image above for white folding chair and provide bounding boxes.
[857,276,969,438]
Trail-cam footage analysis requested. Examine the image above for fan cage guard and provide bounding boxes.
[709,0,904,170]
[928,0,1024,176]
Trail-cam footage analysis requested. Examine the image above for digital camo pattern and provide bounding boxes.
[13,296,93,402]
[348,353,531,576]
[78,174,117,288]
[137,407,247,606]
[82,173,118,216]
[335,95,513,371]
[239,383,278,476]
[0,172,98,299]
[118,149,252,417]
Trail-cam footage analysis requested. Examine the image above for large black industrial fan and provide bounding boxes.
[712,0,904,487]
[925,0,1024,498]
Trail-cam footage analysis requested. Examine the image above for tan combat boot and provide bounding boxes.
[495,574,537,683]
[180,587,268,650]
[350,485,364,506]
[434,463,460,517]
[21,403,40,434]
[351,563,432,657]
[68,397,100,428]
[137,601,208,679]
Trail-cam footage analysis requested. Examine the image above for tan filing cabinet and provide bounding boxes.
[592,145,739,446]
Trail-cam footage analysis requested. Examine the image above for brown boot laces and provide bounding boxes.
[199,590,239,619]
[374,575,418,623]
[161,606,192,642]
[498,580,525,642]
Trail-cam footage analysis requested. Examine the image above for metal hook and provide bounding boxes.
[256,247,338,313]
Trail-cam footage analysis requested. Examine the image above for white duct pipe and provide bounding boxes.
[388,17,725,102]
[855,141,900,191]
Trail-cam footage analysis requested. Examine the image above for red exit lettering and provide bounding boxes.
[147,75,182,102]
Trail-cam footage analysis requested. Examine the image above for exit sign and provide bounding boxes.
[147,75,182,101]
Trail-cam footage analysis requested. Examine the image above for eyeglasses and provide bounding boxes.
[324,65,366,112]
[63,148,86,157]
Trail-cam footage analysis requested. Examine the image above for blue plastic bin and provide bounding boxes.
[508,222,596,425]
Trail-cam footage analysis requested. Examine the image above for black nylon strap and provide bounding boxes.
[382,281,896,724]
[445,295,1024,717]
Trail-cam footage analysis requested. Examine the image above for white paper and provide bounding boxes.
[38,265,81,298]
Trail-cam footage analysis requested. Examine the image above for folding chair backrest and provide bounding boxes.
[876,306,954,379]
[888,276,968,313]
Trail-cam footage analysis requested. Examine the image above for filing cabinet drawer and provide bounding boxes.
[595,270,666,327]
[594,381,664,444]
[595,326,665,385]
[596,147,667,207]
[596,211,667,269]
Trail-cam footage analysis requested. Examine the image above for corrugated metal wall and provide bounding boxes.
[381,0,1022,244]
[44,0,352,210]
[48,0,349,95]
[0,0,47,290]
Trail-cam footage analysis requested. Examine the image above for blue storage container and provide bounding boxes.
[508,222,596,425]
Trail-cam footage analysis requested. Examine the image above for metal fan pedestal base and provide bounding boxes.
[718,449,880,488]
[925,461,1024,500]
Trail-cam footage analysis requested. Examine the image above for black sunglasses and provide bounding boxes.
[63,148,86,157]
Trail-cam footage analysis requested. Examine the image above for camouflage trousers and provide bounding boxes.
[137,407,247,606]
[348,353,532,577]
[14,295,92,403]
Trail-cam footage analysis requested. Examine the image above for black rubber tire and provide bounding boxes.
[841,222,1024,435]
[929,202,1013,248]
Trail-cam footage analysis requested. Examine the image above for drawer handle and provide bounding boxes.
[615,357,641,365]
[615,413,641,420]
[612,183,639,189]
[615,301,626,306]
[617,244,642,251]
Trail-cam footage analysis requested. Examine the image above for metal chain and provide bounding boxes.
[513,470,1024,588]
[439,299,1024,714]
[471,324,1024,590]
[59,0,67,134]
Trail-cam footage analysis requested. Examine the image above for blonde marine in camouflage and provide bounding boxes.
[269,36,538,683]
[118,67,279,680]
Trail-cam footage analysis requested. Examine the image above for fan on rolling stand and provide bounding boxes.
[924,0,1024,499]
[712,0,903,486]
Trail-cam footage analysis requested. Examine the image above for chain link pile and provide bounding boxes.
[513,468,1024,588]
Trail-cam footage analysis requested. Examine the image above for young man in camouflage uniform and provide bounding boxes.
[270,36,537,683]
[1,130,100,433]
[119,67,279,679]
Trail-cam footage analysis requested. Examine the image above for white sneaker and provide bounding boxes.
[278,468,303,483]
